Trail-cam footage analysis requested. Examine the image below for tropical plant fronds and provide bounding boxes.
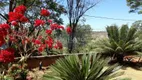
[42,54,123,80]
[94,24,142,63]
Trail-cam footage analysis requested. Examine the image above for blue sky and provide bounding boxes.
[61,0,142,31]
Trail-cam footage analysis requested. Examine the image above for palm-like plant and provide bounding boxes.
[42,54,123,80]
[94,25,142,63]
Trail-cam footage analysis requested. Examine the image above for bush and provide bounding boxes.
[43,53,123,80]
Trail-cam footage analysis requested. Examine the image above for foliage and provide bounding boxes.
[94,25,142,62]
[7,63,28,80]
[75,24,92,47]
[0,4,70,79]
[0,0,66,24]
[60,24,93,53]
[126,0,142,14]
[0,63,28,80]
[68,24,93,53]
[132,20,142,30]
[43,54,123,80]
[132,20,142,39]
[0,4,69,63]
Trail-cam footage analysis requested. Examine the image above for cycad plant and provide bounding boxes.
[42,54,123,80]
[94,25,142,63]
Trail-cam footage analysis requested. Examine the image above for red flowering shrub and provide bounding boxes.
[0,4,69,63]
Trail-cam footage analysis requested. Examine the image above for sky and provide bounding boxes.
[61,0,142,31]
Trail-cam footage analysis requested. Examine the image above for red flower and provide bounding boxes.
[40,8,50,16]
[34,39,41,45]
[8,12,23,22]
[47,43,52,49]
[0,48,15,63]
[34,19,45,27]
[56,41,63,49]
[54,45,58,49]
[47,36,53,43]
[0,30,7,37]
[46,29,52,35]
[47,19,52,23]
[38,44,46,52]
[58,25,64,30]
[11,21,18,26]
[50,23,64,30]
[0,36,5,47]
[50,23,58,30]
[14,5,27,14]
[0,24,8,37]
[20,16,29,22]
[66,27,72,34]
[0,23,10,30]
[9,36,17,42]
[45,36,53,49]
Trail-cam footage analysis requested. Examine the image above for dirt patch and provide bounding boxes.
[116,67,142,80]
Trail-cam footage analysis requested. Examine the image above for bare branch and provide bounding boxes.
[0,13,7,21]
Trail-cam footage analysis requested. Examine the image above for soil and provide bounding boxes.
[116,67,142,80]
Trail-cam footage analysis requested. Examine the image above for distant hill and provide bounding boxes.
[92,31,108,39]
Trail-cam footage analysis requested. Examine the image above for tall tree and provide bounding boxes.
[126,0,142,14]
[66,0,101,53]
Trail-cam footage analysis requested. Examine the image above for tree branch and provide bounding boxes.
[0,13,7,21]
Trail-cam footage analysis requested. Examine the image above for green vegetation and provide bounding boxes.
[43,54,123,80]
[94,25,142,63]
[126,0,142,14]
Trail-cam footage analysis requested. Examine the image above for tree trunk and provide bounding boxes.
[68,23,77,53]
[9,0,14,12]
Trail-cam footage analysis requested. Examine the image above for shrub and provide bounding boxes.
[94,25,142,63]
[43,53,123,80]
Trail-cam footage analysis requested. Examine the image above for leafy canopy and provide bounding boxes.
[126,0,142,14]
